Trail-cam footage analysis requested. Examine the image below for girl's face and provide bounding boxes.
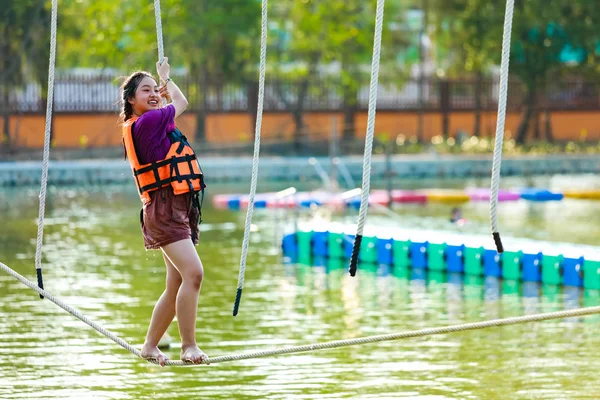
[129,76,160,115]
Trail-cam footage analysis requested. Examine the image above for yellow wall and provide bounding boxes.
[6,110,600,148]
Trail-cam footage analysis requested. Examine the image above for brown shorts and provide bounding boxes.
[140,187,200,250]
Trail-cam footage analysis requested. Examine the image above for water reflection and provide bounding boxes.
[2,183,600,399]
[287,260,600,323]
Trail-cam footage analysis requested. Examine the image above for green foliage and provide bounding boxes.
[385,133,600,156]
[432,0,503,76]
[430,0,600,143]
[269,0,408,88]
[57,0,261,81]
[432,0,600,82]
[0,0,51,147]
[174,0,261,82]
[267,0,410,138]
[0,0,50,86]
[59,0,159,70]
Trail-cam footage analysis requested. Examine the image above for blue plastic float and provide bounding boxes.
[519,189,564,201]
[282,230,600,289]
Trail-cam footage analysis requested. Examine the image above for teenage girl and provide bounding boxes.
[120,58,207,366]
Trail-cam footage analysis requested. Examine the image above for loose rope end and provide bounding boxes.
[348,234,363,277]
[493,232,504,253]
[232,288,243,316]
[36,268,44,299]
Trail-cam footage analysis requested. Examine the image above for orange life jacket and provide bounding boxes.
[122,116,206,207]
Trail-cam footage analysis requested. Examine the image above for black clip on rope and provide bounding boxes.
[493,232,504,254]
[348,234,363,277]
[36,268,44,299]
[232,288,243,316]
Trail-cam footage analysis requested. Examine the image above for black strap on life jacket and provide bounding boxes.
[132,125,207,224]
[196,189,204,224]
[134,163,203,193]
[170,156,183,183]
[135,153,197,175]
[168,128,190,154]
[167,128,206,223]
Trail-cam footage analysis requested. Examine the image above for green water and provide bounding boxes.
[2,176,600,399]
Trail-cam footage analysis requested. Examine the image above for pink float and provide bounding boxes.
[466,188,520,202]
[212,194,236,209]
[391,190,428,204]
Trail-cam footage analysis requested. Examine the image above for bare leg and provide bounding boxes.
[141,253,182,366]
[161,238,208,363]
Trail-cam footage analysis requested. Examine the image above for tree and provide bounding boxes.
[0,0,50,149]
[511,1,600,143]
[431,0,600,144]
[268,0,407,151]
[174,0,262,141]
[432,0,503,137]
[58,0,262,141]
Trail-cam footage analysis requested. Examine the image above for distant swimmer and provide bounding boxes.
[450,207,466,226]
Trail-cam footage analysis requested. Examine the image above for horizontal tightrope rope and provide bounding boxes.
[2,260,600,366]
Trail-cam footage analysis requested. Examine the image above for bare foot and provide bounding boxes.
[141,344,169,367]
[181,345,209,364]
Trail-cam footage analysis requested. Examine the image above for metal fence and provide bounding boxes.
[1,75,598,113]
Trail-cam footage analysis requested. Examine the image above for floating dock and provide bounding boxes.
[281,223,600,290]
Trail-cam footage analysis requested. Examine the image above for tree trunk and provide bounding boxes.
[2,114,9,150]
[515,86,536,145]
[340,59,357,144]
[342,105,355,142]
[440,80,450,139]
[533,109,540,141]
[544,110,553,143]
[247,80,259,138]
[473,73,482,137]
[1,86,10,150]
[195,111,206,143]
[195,70,208,142]
[291,78,310,152]
[291,109,305,152]
[542,83,553,143]
[342,84,357,145]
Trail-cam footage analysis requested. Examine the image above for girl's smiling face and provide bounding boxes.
[128,76,160,116]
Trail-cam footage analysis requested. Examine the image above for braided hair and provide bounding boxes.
[119,71,155,159]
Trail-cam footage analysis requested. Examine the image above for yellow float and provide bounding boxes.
[563,190,600,200]
[423,189,470,203]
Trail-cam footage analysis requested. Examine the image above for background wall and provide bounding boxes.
[7,110,599,149]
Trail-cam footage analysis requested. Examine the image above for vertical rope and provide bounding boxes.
[154,0,165,64]
[153,0,168,107]
[232,0,267,316]
[490,0,515,254]
[348,0,386,277]
[34,0,58,299]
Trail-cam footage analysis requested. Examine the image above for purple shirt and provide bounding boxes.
[132,104,176,164]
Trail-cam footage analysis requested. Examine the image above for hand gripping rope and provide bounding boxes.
[348,0,386,277]
[490,0,515,254]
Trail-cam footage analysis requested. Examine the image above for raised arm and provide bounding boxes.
[156,57,188,118]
